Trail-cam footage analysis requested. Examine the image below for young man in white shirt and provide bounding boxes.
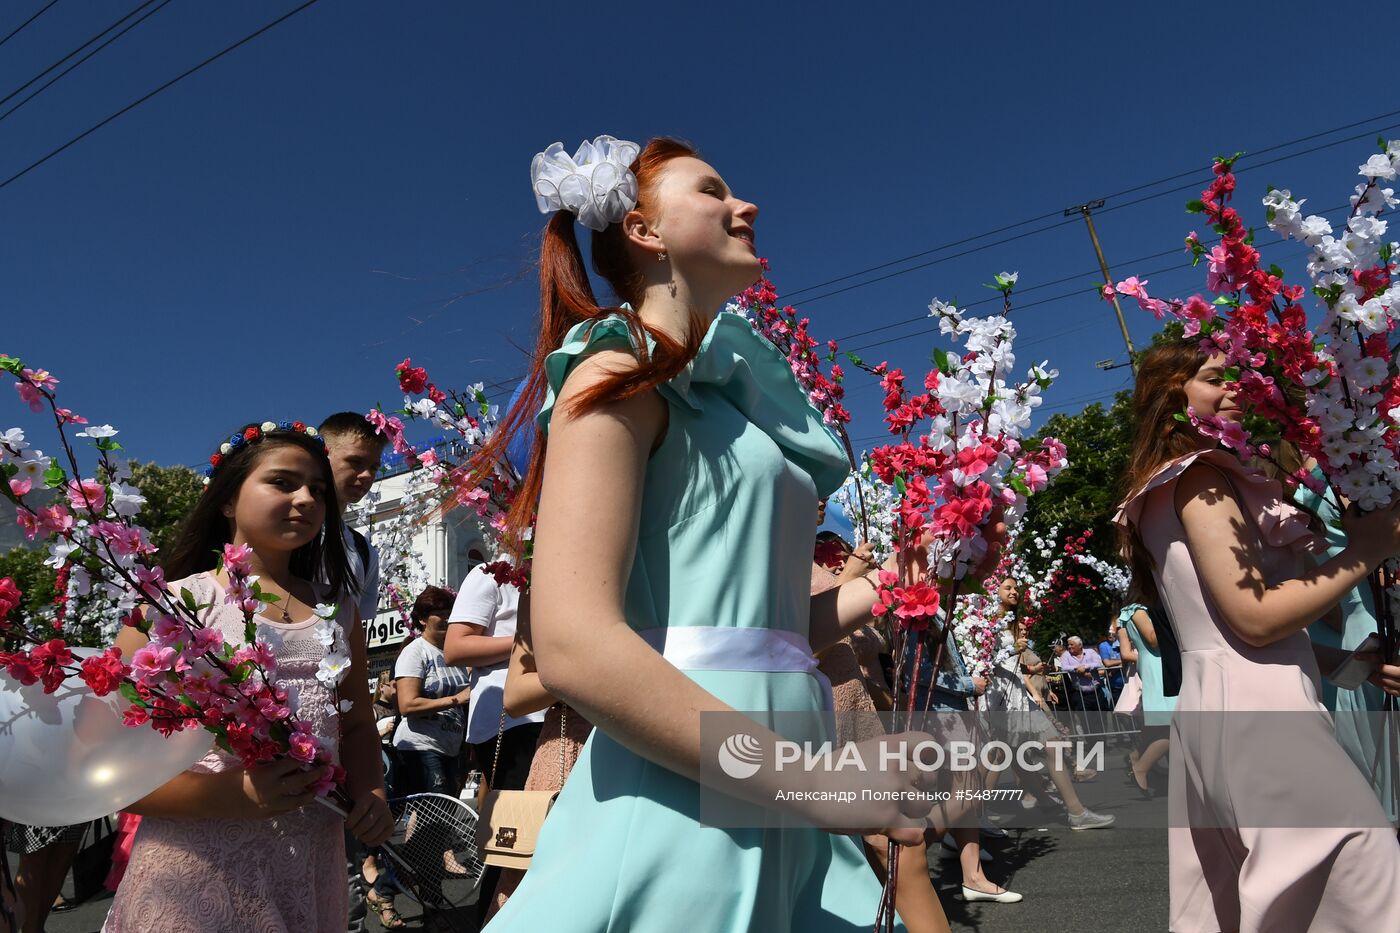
[318,412,386,626]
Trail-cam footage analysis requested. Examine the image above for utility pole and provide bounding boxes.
[1065,199,1138,374]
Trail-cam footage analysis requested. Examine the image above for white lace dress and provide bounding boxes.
[103,572,349,933]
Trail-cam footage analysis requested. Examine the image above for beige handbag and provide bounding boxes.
[474,706,567,870]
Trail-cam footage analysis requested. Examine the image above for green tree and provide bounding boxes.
[0,461,202,647]
[1017,391,1136,647]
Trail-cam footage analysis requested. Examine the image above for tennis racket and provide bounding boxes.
[320,791,485,919]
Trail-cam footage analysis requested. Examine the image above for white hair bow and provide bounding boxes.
[530,135,641,232]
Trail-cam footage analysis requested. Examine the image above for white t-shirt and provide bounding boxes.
[391,638,469,754]
[450,564,544,745]
[342,524,381,625]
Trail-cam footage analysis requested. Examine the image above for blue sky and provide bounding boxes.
[3,0,1396,470]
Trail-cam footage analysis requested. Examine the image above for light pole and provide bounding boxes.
[1066,199,1138,374]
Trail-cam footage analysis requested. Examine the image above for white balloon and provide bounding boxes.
[0,648,213,827]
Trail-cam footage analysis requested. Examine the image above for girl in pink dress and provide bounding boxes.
[104,424,394,933]
[1116,342,1400,933]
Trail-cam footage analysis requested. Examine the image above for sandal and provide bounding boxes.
[365,890,405,929]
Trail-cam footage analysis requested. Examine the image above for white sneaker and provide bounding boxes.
[961,884,1023,903]
[1067,807,1116,831]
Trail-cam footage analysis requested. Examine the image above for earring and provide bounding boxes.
[657,251,668,262]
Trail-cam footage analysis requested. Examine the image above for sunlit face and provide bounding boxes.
[649,157,761,297]
[324,435,383,507]
[1183,354,1240,422]
[223,445,328,553]
[996,578,1019,609]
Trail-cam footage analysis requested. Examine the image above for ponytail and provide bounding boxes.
[463,138,706,555]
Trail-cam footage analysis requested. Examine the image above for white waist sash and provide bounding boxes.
[637,626,834,712]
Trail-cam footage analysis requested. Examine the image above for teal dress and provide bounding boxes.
[1292,475,1397,820]
[1119,603,1175,727]
[484,312,898,931]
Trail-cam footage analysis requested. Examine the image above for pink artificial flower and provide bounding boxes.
[9,477,32,497]
[287,730,320,763]
[418,449,438,468]
[37,504,73,537]
[190,627,224,655]
[66,479,106,514]
[134,566,166,601]
[54,408,87,425]
[130,644,176,682]
[1115,276,1148,298]
[30,638,74,692]
[15,509,40,540]
[79,647,129,697]
[396,359,430,395]
[1021,462,1049,493]
[0,577,21,620]
[150,612,185,645]
[892,582,941,629]
[14,382,43,413]
[232,642,277,671]
[222,543,254,577]
[21,368,57,391]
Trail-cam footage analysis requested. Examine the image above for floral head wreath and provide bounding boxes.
[530,135,641,232]
[202,420,323,488]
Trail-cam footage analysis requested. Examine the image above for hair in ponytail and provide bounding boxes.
[466,137,706,553]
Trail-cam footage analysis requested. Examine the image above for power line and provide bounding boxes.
[0,0,176,126]
[0,0,324,191]
[0,0,61,50]
[777,108,1400,305]
[0,0,158,109]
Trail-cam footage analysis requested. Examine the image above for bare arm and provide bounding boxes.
[443,621,513,668]
[1117,625,1139,664]
[503,600,558,718]
[1130,608,1157,650]
[1176,464,1400,648]
[529,353,733,781]
[527,352,924,837]
[395,676,469,716]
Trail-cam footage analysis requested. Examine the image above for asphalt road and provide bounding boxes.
[19,752,1169,932]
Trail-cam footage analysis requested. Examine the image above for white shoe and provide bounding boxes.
[961,884,1023,903]
[1067,807,1116,831]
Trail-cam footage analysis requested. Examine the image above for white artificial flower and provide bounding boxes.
[1297,215,1333,244]
[15,452,49,483]
[108,481,146,518]
[316,652,352,688]
[1360,154,1398,181]
[75,424,118,439]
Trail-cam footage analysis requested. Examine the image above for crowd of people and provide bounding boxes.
[5,133,1400,933]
